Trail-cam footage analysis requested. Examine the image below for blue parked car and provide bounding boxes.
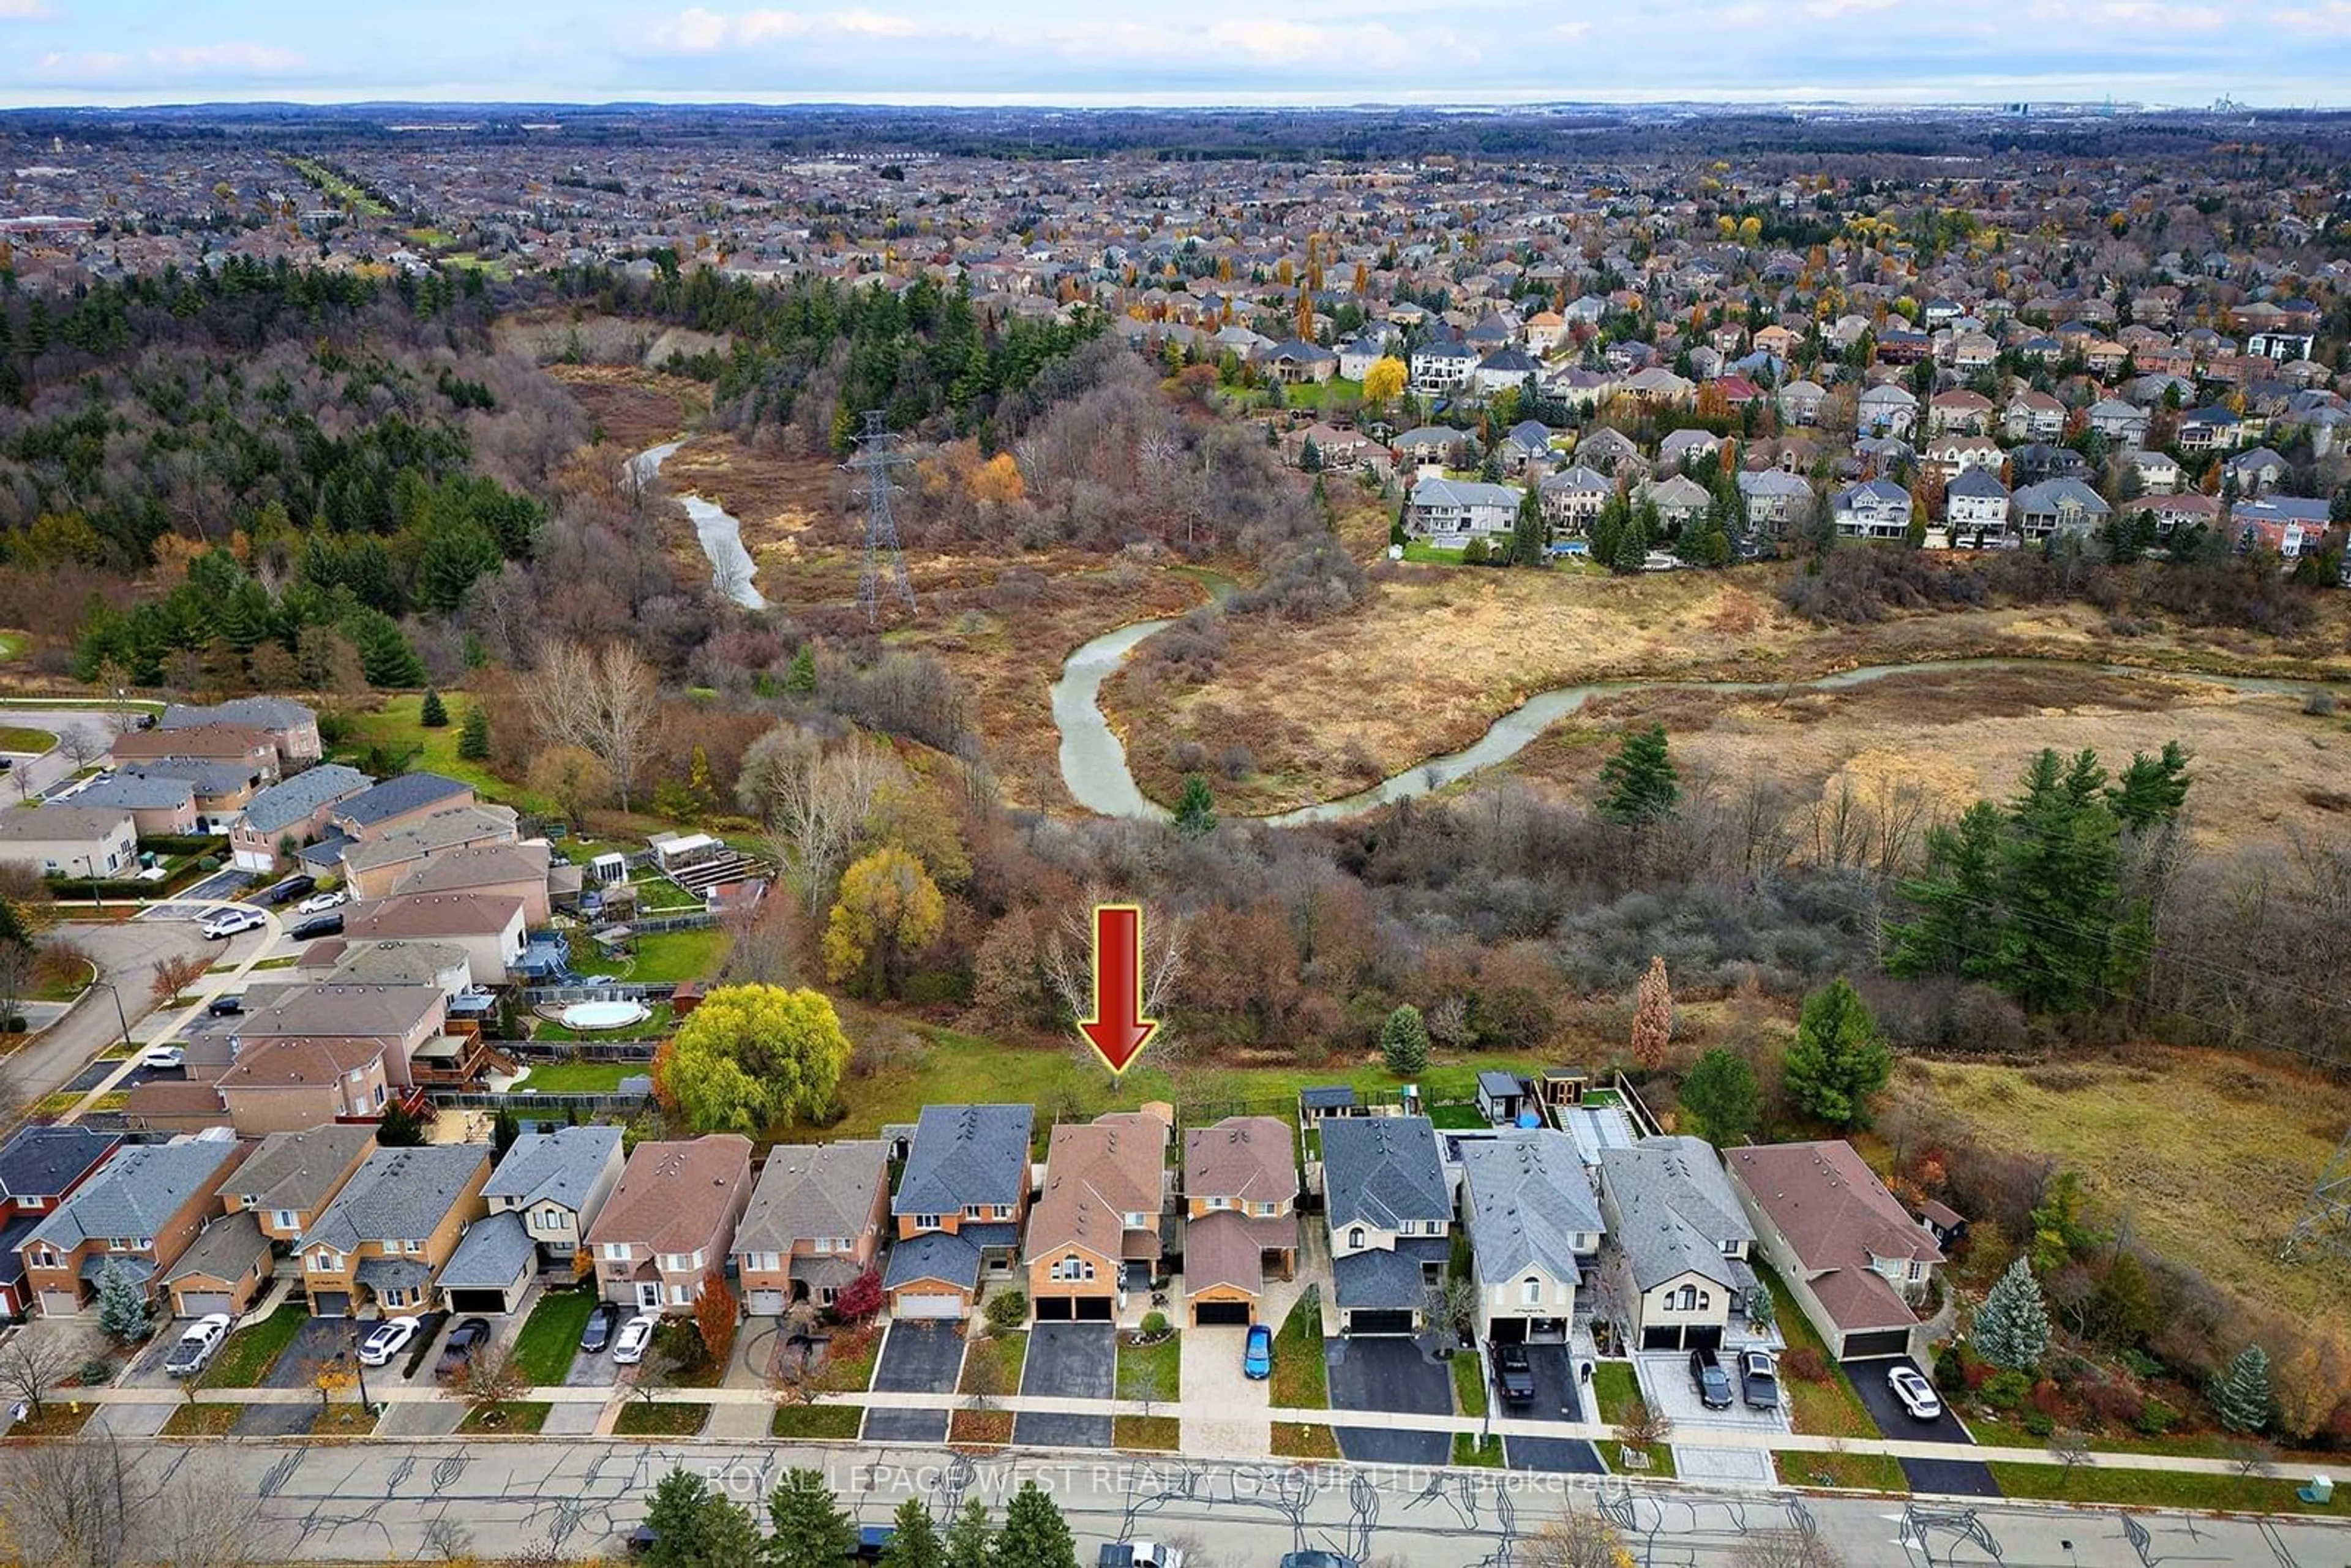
[1243,1322,1273,1380]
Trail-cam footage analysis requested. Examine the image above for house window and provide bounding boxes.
[601,1243,630,1262]
[404,1240,423,1255]
[1908,1260,1925,1281]
[1521,1277,1542,1306]
[669,1284,690,1305]
[813,1237,833,1254]
[1257,1202,1278,1217]
[992,1206,1013,1221]
[374,1082,387,1107]
[966,1205,985,1218]
[1206,1197,1229,1211]
[1051,1255,1095,1283]
[1722,1239,1741,1255]
[1671,1284,1698,1312]
[272,1211,298,1231]
[1347,1228,1365,1250]
[29,1248,58,1269]
[819,1286,838,1307]
[912,1214,942,1230]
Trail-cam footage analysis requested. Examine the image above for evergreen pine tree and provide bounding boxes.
[456,702,491,761]
[942,1498,994,1568]
[763,1467,855,1568]
[1781,977,1891,1128]
[1380,1004,1431,1076]
[2211,1344,2274,1434]
[2106,741,2192,830]
[1512,484,1547,566]
[419,688,448,727]
[784,645,818,696]
[1597,724,1679,830]
[994,1480,1077,1568]
[491,1105,520,1162]
[375,1098,427,1147]
[1973,1256,2051,1370]
[879,1498,945,1568]
[1173,775,1217,837]
[1676,1048,1760,1144]
[95,1257,151,1343]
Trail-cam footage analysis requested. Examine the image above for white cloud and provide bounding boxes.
[2096,0,2222,24]
[36,42,305,82]
[1553,21,1591,40]
[647,7,809,53]
[830,8,918,36]
[1805,0,1899,14]
[0,0,54,18]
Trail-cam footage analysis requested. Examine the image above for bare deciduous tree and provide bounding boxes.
[741,729,890,913]
[1514,1509,1633,1568]
[57,726,105,770]
[1734,1522,1850,1567]
[149,952,211,1009]
[1040,890,1188,1071]
[0,1330,77,1419]
[0,1433,155,1568]
[583,642,659,814]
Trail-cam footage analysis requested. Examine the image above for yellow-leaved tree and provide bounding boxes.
[1363,355,1408,409]
[656,983,852,1135]
[823,846,945,999]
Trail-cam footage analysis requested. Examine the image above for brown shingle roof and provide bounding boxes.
[1183,1116,1297,1204]
[217,1036,384,1090]
[1024,1111,1168,1262]
[1183,1209,1298,1297]
[343,893,523,941]
[1728,1141,1941,1334]
[585,1135,752,1258]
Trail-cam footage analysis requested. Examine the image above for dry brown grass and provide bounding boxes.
[1890,1047,2351,1326]
[1101,559,2351,821]
[542,363,711,452]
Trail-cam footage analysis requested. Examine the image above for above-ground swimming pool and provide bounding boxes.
[557,999,652,1032]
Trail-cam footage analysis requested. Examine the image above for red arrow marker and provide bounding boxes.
[1079,903,1157,1075]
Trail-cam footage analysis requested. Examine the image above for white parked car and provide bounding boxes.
[1888,1364,1943,1421]
[358,1316,421,1368]
[611,1311,662,1366]
[199,907,265,940]
[164,1314,233,1378]
[140,1045,187,1070]
[295,889,347,915]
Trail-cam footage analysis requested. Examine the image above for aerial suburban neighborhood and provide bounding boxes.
[0,61,2349,1568]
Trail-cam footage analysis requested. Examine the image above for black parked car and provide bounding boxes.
[1690,1346,1735,1410]
[1494,1341,1535,1407]
[436,1316,493,1379]
[290,912,344,941]
[260,874,316,907]
[205,993,244,1016]
[580,1302,623,1355]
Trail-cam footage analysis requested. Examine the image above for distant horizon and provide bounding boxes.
[0,1,2344,116]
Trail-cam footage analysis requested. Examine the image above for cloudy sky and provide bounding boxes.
[0,0,2344,107]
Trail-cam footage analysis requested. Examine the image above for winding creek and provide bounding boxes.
[1051,619,2335,826]
[629,441,767,610]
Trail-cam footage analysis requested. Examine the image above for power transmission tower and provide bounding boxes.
[2281,1125,2351,1261]
[844,410,915,623]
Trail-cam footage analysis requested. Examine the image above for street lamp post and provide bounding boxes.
[91,979,133,1055]
[345,1335,372,1411]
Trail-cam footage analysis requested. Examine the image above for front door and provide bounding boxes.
[636,1282,662,1310]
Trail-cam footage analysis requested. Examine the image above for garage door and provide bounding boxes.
[1348,1310,1416,1336]
[1488,1317,1527,1344]
[1193,1300,1253,1327]
[447,1289,511,1315]
[1843,1328,1910,1359]
[1641,1325,1684,1351]
[896,1292,963,1320]
[1033,1296,1074,1321]
[312,1292,351,1318]
[39,1290,81,1318]
[178,1291,234,1319]
[1074,1296,1114,1322]
[746,1289,787,1316]
[1684,1324,1723,1351]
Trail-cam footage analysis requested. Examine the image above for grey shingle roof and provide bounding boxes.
[0,1125,119,1202]
[163,1210,269,1286]
[893,1105,1032,1218]
[1458,1132,1603,1286]
[162,697,315,733]
[335,772,473,830]
[437,1210,535,1291]
[736,1141,887,1254]
[1321,1116,1448,1232]
[72,775,195,811]
[356,1256,432,1296]
[24,1139,244,1255]
[242,764,373,835]
[219,1125,377,1214]
[121,760,258,796]
[1333,1236,1447,1311]
[305,1144,489,1255]
[483,1125,621,1214]
[1598,1135,1755,1294]
[883,1229,984,1291]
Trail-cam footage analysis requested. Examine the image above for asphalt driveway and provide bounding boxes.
[1842,1356,2000,1498]
[1326,1335,1450,1465]
[261,1317,356,1389]
[863,1321,964,1444]
[1502,1345,1605,1474]
[1014,1322,1114,1448]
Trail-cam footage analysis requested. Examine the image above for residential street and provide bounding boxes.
[81,1436,2351,1566]
[0,918,212,1108]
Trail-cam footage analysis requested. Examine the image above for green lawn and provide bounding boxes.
[511,1289,598,1386]
[624,928,732,983]
[160,1403,241,1437]
[960,1330,1028,1397]
[1272,1422,1338,1459]
[533,1002,674,1042]
[820,1024,1545,1144]
[1428,1104,1489,1131]
[814,1325,882,1393]
[0,631,23,661]
[773,1404,862,1439]
[0,725,56,753]
[614,1401,710,1438]
[1269,1294,1328,1410]
[1117,1334,1182,1403]
[1592,1361,1641,1425]
[1116,1414,1182,1451]
[1614,1441,1679,1479]
[1452,1349,1488,1419]
[331,695,555,814]
[1757,1264,1880,1442]
[1452,1433,1503,1467]
[511,1059,638,1094]
[200,1304,309,1389]
[458,1401,551,1434]
[1987,1461,2334,1513]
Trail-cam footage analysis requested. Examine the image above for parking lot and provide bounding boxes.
[1013,1322,1114,1448]
[1842,1356,2001,1498]
[1501,1345,1605,1474]
[862,1321,964,1444]
[1326,1335,1451,1465]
